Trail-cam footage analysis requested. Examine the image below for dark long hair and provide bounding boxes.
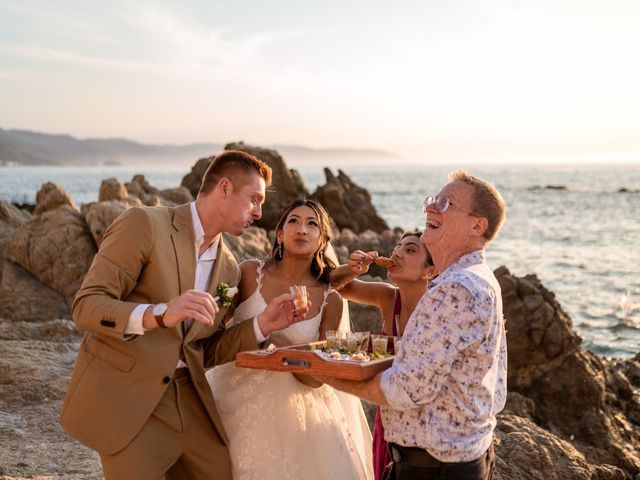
[400,230,434,267]
[271,199,336,284]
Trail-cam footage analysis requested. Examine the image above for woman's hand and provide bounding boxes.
[348,250,378,275]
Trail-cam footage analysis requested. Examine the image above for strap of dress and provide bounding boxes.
[255,260,265,289]
[392,290,402,336]
[318,286,332,315]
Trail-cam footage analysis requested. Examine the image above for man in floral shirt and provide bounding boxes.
[319,170,506,480]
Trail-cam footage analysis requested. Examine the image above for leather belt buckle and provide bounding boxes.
[390,443,443,468]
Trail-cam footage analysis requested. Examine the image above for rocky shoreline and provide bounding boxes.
[1,143,639,479]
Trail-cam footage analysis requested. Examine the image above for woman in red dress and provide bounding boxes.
[330,231,436,480]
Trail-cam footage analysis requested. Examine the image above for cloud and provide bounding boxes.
[0,2,318,89]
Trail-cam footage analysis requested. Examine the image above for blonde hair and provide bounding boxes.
[449,169,505,242]
[199,150,272,195]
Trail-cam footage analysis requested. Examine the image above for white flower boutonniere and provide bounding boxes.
[215,282,239,307]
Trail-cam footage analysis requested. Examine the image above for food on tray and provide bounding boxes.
[373,256,395,268]
[371,351,390,359]
[351,352,369,362]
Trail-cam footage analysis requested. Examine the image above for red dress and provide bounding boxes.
[372,293,401,480]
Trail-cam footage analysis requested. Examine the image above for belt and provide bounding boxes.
[389,443,443,468]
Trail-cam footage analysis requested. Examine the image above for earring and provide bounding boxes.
[277,242,283,259]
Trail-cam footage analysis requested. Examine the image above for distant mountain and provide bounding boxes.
[0,128,222,167]
[0,128,400,167]
[271,144,400,166]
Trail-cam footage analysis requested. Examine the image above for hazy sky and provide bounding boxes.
[1,0,639,163]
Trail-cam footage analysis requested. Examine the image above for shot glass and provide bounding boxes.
[393,336,402,355]
[371,335,388,356]
[337,330,349,350]
[289,285,308,309]
[325,330,340,350]
[346,332,360,353]
[357,331,371,353]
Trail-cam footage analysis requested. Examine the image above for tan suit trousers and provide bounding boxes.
[100,369,231,480]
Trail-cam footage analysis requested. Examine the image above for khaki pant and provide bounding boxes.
[100,369,231,480]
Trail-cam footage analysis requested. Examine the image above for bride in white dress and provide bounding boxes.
[207,199,373,480]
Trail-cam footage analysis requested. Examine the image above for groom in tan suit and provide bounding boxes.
[61,150,304,479]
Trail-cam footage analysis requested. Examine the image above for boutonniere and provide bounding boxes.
[215,282,239,307]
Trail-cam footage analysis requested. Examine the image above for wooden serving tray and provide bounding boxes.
[235,340,395,381]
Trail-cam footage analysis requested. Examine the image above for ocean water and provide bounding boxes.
[1,164,639,358]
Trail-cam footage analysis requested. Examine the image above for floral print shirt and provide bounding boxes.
[380,250,507,462]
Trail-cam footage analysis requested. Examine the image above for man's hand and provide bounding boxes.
[310,373,389,406]
[348,250,378,275]
[256,292,311,337]
[143,289,219,330]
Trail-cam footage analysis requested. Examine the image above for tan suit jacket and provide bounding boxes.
[60,204,257,455]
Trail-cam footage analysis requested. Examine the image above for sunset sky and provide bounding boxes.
[1,0,639,163]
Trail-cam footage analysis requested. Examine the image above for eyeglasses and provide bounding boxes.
[423,195,478,216]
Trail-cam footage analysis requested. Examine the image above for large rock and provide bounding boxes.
[0,200,31,273]
[495,267,582,390]
[312,169,388,233]
[223,226,272,263]
[495,413,625,480]
[498,267,640,477]
[160,186,194,205]
[82,200,129,246]
[98,178,142,205]
[0,260,70,321]
[181,156,212,198]
[125,174,162,206]
[349,299,383,333]
[6,205,97,304]
[99,177,129,202]
[34,182,76,215]
[180,143,310,230]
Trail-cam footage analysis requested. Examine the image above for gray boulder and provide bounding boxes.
[312,169,388,233]
[495,413,625,480]
[160,186,194,205]
[0,200,31,274]
[6,205,97,304]
[497,266,640,477]
[224,226,272,263]
[181,156,212,198]
[34,182,76,216]
[82,200,129,246]
[0,260,70,321]
[125,174,162,206]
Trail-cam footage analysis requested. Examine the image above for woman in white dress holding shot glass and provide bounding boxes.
[207,199,373,480]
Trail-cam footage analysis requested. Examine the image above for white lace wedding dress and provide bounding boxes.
[206,262,373,479]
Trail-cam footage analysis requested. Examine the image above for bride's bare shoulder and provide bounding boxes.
[239,258,262,274]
